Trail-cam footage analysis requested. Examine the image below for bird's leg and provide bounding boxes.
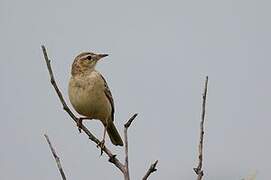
[97,124,107,155]
[77,117,92,133]
[77,118,83,133]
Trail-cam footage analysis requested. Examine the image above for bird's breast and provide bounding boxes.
[68,72,111,121]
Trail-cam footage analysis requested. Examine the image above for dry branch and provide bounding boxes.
[123,113,138,180]
[44,134,67,180]
[41,45,157,180]
[142,160,158,180]
[194,76,209,180]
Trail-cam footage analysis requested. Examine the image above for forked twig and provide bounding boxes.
[193,76,209,180]
[142,160,158,180]
[123,113,138,180]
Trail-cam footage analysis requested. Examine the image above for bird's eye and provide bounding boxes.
[86,56,92,60]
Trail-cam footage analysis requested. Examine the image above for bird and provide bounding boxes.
[68,52,123,147]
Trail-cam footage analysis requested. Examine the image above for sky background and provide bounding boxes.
[1,0,270,179]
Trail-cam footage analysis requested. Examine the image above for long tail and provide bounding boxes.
[107,122,123,146]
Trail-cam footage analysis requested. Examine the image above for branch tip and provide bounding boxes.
[124,113,138,128]
[151,160,158,172]
[142,160,158,180]
[194,76,209,180]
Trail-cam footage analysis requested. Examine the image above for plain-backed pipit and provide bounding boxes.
[68,52,123,147]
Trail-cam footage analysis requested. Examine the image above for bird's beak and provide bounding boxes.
[97,54,108,60]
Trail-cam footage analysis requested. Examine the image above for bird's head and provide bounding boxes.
[71,52,108,76]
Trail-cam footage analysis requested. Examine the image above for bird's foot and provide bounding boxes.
[97,139,105,156]
[77,118,84,133]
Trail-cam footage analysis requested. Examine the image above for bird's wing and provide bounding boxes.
[99,73,115,122]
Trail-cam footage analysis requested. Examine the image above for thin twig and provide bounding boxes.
[193,76,209,180]
[44,134,67,180]
[142,160,158,180]
[41,45,126,173]
[124,113,138,128]
[123,113,138,180]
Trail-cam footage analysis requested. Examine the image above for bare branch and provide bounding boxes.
[41,45,125,173]
[142,160,158,180]
[194,76,209,180]
[123,113,138,180]
[44,134,67,180]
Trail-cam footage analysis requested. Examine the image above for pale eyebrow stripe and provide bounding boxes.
[75,52,91,59]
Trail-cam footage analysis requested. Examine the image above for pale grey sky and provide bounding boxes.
[1,0,270,179]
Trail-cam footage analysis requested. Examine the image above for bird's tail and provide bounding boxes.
[107,122,123,146]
